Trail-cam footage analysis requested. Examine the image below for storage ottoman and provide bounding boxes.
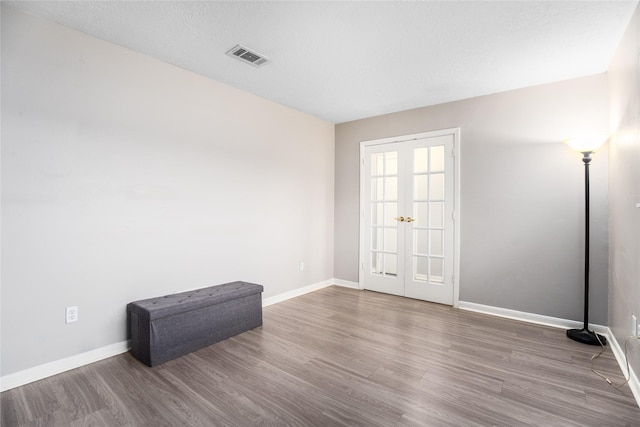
[127,281,263,367]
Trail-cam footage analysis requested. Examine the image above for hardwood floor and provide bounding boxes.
[2,286,639,426]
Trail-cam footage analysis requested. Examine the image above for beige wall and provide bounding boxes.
[607,4,640,376]
[335,75,610,323]
[1,6,334,376]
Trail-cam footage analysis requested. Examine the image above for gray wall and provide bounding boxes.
[607,4,640,377]
[1,6,334,376]
[335,75,610,324]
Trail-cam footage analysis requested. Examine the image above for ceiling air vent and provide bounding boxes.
[226,44,270,67]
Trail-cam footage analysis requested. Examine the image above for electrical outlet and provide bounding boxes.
[66,306,78,324]
[633,315,639,337]
[299,261,305,271]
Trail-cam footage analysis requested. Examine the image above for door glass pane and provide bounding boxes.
[384,203,397,226]
[371,227,383,251]
[414,175,428,200]
[430,202,444,228]
[414,202,428,227]
[429,173,444,200]
[415,256,428,281]
[371,153,384,176]
[385,177,398,200]
[372,177,384,200]
[385,254,397,276]
[385,152,398,175]
[414,229,428,255]
[414,148,428,173]
[430,230,444,256]
[384,228,397,252]
[372,203,384,226]
[371,252,383,275]
[430,258,444,283]
[430,146,445,171]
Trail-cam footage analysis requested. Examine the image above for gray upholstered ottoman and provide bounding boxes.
[127,281,263,367]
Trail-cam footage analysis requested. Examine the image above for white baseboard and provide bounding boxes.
[606,330,640,407]
[458,300,639,408]
[457,301,608,334]
[262,279,335,307]
[261,278,361,307]
[332,279,360,289]
[1,340,130,392]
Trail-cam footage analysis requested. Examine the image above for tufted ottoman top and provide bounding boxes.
[127,281,263,320]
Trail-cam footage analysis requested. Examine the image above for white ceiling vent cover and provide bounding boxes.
[226,44,270,67]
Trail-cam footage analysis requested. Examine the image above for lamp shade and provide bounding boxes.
[564,136,608,152]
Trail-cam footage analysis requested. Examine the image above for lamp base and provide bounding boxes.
[567,328,607,346]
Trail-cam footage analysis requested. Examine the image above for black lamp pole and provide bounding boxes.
[566,151,606,346]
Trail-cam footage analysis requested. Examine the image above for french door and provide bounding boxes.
[361,129,458,305]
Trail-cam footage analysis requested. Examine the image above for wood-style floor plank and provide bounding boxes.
[2,286,639,426]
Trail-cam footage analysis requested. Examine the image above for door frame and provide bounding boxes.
[358,128,461,307]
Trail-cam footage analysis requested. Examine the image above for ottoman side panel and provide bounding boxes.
[129,310,151,366]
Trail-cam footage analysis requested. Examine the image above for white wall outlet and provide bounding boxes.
[299,261,305,271]
[66,306,78,324]
[633,314,639,337]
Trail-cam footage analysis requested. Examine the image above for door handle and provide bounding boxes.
[394,216,405,222]
[406,217,414,223]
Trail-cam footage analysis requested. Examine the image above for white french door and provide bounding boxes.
[361,129,458,305]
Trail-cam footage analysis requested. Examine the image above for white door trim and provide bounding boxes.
[359,128,461,307]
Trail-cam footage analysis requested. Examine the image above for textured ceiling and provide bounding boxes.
[6,1,638,124]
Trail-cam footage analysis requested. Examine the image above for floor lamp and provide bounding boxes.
[565,137,607,346]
